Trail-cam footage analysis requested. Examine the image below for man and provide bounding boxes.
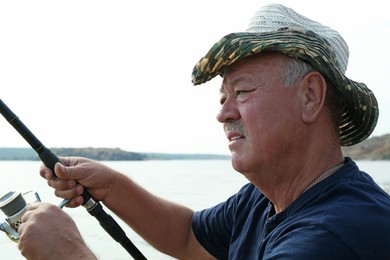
[18,3,390,259]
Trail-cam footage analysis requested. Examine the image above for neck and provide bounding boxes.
[302,160,345,193]
[252,146,344,214]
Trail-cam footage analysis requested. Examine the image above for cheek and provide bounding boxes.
[241,100,280,132]
[243,98,300,143]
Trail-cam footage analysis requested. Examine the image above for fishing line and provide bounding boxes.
[0,99,147,260]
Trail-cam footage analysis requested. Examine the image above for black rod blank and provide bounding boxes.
[0,99,147,260]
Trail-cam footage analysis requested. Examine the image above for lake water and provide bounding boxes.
[0,160,389,259]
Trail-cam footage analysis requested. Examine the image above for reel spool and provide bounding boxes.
[0,191,41,241]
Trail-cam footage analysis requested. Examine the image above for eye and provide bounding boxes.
[236,90,248,95]
[236,88,256,96]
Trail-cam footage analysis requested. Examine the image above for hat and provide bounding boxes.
[192,3,379,146]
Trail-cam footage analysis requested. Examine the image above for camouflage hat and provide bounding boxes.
[192,4,379,146]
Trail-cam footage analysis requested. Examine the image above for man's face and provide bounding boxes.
[217,53,302,179]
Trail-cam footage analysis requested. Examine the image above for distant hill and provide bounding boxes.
[0,147,143,161]
[0,147,230,161]
[342,134,390,160]
[51,147,145,160]
[0,134,388,161]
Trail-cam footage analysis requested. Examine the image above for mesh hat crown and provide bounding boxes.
[192,3,379,146]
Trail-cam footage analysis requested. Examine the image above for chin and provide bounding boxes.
[230,150,262,180]
[231,152,250,174]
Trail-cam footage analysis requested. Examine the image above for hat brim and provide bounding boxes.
[192,28,379,146]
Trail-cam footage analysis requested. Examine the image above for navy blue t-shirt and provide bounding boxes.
[192,158,390,259]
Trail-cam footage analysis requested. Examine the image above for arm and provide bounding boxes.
[42,157,214,259]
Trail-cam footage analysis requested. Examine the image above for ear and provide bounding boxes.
[299,71,327,123]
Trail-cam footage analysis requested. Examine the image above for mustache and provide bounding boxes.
[224,121,245,134]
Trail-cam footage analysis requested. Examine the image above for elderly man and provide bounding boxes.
[18,3,390,260]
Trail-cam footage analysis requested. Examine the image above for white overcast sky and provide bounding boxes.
[0,0,389,155]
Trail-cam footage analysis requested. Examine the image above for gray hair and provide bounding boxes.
[280,55,343,138]
[280,56,314,86]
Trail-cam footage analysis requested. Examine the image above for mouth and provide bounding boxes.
[227,132,245,142]
[224,122,245,142]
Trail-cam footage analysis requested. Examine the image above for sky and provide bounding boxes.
[0,0,389,155]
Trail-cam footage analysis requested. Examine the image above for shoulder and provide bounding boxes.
[279,158,390,258]
[304,158,390,212]
[191,183,268,259]
[193,183,266,223]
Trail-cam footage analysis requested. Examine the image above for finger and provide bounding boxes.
[63,196,84,208]
[47,176,77,189]
[40,157,82,180]
[39,163,55,180]
[25,202,41,211]
[54,162,79,180]
[54,183,84,200]
[20,202,41,223]
[58,156,81,167]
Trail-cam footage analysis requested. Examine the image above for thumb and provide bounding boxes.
[54,163,77,180]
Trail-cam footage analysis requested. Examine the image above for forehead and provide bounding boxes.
[220,52,286,91]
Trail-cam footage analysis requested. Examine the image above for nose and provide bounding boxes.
[216,97,240,123]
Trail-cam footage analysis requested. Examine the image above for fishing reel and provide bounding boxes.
[0,191,41,242]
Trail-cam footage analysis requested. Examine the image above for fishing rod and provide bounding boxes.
[0,99,147,260]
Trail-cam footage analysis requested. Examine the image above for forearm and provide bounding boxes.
[102,172,195,257]
[47,159,213,258]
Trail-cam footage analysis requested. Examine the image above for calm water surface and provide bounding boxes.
[0,160,388,259]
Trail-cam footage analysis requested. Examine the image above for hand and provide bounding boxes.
[40,157,118,207]
[18,202,96,260]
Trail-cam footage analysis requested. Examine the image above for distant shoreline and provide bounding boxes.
[1,133,389,161]
[0,147,231,161]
